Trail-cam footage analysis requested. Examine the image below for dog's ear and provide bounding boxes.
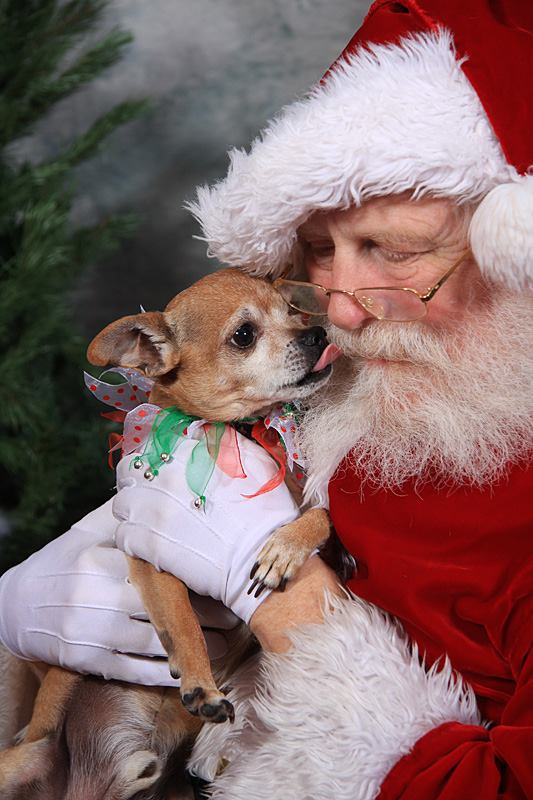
[87,312,179,377]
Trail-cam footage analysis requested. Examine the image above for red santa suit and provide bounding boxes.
[330,459,533,799]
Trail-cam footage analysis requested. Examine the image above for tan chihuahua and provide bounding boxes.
[0,269,337,792]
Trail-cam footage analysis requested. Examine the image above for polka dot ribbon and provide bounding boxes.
[84,367,154,412]
[85,368,306,498]
[262,403,306,474]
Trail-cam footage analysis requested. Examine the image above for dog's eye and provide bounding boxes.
[231,322,256,348]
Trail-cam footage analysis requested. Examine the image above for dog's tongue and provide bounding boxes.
[312,343,343,372]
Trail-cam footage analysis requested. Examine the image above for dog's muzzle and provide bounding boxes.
[296,326,328,365]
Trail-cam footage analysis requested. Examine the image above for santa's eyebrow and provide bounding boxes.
[361,231,435,247]
[298,226,438,247]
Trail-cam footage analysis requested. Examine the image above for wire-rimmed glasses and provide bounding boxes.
[273,251,471,322]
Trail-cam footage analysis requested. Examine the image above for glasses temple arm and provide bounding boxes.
[419,251,470,302]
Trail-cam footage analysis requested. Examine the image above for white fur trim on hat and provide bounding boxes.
[188,30,516,280]
[469,175,533,290]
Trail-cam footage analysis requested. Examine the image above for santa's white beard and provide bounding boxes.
[299,289,533,506]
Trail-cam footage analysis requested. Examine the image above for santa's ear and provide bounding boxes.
[87,312,179,377]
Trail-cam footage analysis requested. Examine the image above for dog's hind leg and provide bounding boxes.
[0,665,79,797]
[128,557,234,724]
[24,665,81,742]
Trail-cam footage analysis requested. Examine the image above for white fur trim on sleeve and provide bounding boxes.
[188,593,481,800]
[188,30,513,278]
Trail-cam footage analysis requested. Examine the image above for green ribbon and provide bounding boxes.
[132,402,301,506]
[185,421,225,506]
[132,406,226,506]
[142,407,194,475]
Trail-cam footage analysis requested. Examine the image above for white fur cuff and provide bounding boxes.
[189,593,481,800]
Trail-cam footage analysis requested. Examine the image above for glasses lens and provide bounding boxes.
[353,289,427,322]
[276,281,328,315]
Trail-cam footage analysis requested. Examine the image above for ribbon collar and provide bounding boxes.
[84,368,305,506]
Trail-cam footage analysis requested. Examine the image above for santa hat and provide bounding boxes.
[188,0,532,291]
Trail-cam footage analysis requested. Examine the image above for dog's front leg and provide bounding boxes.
[127,557,234,724]
[249,507,331,594]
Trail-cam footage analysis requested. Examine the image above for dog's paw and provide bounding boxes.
[248,529,312,597]
[181,687,235,724]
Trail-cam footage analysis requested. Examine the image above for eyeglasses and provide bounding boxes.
[273,251,471,322]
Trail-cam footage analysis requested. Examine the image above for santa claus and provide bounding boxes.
[0,1,531,798]
[183,1,532,796]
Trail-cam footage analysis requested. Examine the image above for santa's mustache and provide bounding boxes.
[327,320,457,368]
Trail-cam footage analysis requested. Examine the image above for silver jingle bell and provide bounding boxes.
[144,469,155,481]
[133,458,144,470]
[193,496,204,510]
[160,452,171,463]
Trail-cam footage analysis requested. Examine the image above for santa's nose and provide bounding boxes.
[326,291,373,330]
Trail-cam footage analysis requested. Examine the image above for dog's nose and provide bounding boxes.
[298,326,327,350]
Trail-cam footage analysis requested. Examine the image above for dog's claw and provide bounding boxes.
[252,528,316,591]
[181,687,235,724]
[200,699,235,724]
[250,561,259,580]
[254,581,268,598]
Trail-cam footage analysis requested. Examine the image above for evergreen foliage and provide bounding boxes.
[0,0,147,573]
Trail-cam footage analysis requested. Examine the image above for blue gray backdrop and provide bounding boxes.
[16,0,367,334]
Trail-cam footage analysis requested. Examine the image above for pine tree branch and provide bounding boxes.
[58,28,134,90]
[0,98,147,198]
[1,30,134,145]
[0,0,144,572]
[60,99,150,166]
[0,1,104,93]
[71,213,139,262]
[0,2,135,144]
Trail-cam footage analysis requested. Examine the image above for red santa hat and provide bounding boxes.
[189,0,532,291]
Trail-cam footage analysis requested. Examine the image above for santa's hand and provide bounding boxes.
[0,500,243,686]
[113,431,301,623]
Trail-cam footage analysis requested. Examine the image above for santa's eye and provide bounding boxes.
[231,322,257,348]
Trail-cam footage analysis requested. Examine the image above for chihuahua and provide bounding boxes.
[0,268,340,796]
